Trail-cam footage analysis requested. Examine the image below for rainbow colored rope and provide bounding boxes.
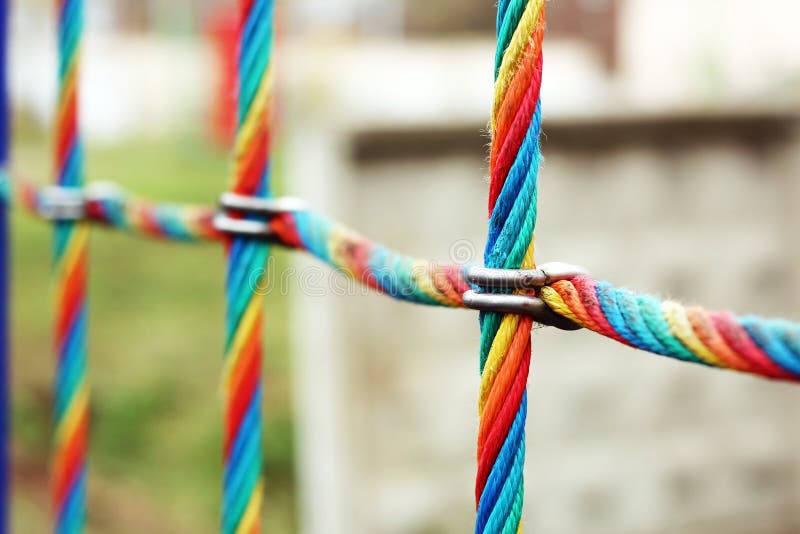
[272,209,471,307]
[540,277,800,381]
[272,211,800,386]
[18,175,799,387]
[18,179,219,241]
[7,0,796,529]
[474,1,545,532]
[17,172,800,386]
[221,0,273,532]
[52,0,89,533]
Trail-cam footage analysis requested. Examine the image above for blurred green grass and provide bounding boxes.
[10,124,296,533]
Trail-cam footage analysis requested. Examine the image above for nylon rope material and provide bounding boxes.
[222,0,273,532]
[52,1,89,533]
[16,176,799,385]
[476,1,545,533]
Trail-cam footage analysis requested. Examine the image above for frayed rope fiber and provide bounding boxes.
[283,210,800,383]
[539,277,800,381]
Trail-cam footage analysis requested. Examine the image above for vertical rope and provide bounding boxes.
[52,1,89,533]
[476,2,545,533]
[0,0,9,529]
[222,0,273,532]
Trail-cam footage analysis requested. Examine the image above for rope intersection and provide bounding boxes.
[7,0,797,531]
[16,177,800,385]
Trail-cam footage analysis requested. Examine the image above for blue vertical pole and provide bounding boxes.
[0,0,10,531]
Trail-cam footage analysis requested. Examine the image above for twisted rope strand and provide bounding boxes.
[18,179,219,241]
[52,1,89,533]
[540,278,800,381]
[10,3,796,531]
[221,1,273,532]
[477,1,545,532]
[16,178,471,306]
[16,182,800,385]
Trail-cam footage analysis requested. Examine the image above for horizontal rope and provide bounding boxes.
[539,277,800,381]
[14,178,800,382]
[17,179,219,241]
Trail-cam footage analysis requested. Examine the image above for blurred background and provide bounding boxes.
[8,0,800,532]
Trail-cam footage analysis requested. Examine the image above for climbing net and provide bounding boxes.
[1,0,798,533]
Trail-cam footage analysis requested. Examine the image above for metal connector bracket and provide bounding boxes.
[213,193,307,239]
[466,262,589,290]
[38,186,85,221]
[219,192,308,216]
[212,214,278,240]
[463,262,588,330]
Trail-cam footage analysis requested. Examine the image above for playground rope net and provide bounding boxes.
[1,0,799,532]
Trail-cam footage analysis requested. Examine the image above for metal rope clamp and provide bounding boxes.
[38,182,125,221]
[213,192,308,240]
[38,186,86,221]
[463,262,589,330]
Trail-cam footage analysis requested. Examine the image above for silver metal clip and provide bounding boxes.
[219,192,308,216]
[37,182,127,221]
[212,214,278,239]
[213,193,308,239]
[463,262,588,330]
[38,186,86,221]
